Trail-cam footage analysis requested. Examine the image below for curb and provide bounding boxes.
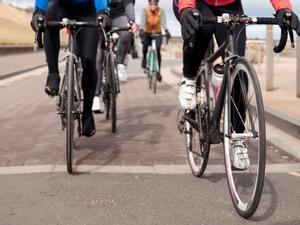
[264,107,300,139]
[170,67,300,140]
[0,64,47,80]
[0,46,42,56]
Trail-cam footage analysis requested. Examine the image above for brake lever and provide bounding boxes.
[289,28,295,48]
[34,18,44,50]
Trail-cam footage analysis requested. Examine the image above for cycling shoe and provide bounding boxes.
[45,73,60,96]
[82,112,96,137]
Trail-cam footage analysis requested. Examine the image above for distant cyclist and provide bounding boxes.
[140,0,171,82]
[92,0,137,113]
[173,0,300,169]
[31,0,110,137]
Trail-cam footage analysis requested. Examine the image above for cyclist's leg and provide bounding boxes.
[44,0,67,95]
[92,41,105,113]
[179,1,216,109]
[212,1,246,133]
[142,33,151,69]
[95,40,104,96]
[74,3,99,137]
[112,14,131,81]
[155,34,162,71]
[154,34,163,81]
[112,15,131,64]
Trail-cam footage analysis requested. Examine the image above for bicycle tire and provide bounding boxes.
[108,52,117,133]
[148,50,155,90]
[223,57,266,218]
[74,62,82,138]
[186,70,210,177]
[104,56,111,121]
[104,90,110,120]
[66,56,75,174]
[148,74,152,89]
[152,72,157,94]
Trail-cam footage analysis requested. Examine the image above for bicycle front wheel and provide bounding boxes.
[66,58,75,174]
[107,52,117,133]
[223,57,266,218]
[152,72,157,94]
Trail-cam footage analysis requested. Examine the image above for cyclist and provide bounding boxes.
[31,0,110,137]
[140,0,171,82]
[173,0,300,169]
[92,0,137,113]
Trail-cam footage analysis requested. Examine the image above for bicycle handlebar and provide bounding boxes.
[184,14,294,54]
[149,33,170,45]
[34,18,132,50]
[47,20,98,27]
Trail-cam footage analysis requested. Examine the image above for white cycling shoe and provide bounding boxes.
[92,96,104,114]
[178,76,196,110]
[232,140,250,170]
[117,64,127,82]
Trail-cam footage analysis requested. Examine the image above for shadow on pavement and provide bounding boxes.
[74,104,175,166]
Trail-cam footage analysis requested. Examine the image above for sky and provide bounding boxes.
[3,0,300,38]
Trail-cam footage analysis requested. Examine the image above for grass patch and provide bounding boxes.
[0,18,34,45]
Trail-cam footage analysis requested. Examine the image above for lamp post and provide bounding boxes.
[266,24,274,91]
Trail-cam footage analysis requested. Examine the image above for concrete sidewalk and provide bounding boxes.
[170,57,300,139]
[0,51,46,79]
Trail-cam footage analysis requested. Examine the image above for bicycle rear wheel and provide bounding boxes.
[104,89,110,120]
[186,71,210,177]
[223,57,266,218]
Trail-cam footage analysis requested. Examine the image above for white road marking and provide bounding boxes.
[0,163,299,175]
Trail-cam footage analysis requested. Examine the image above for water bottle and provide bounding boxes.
[211,64,224,102]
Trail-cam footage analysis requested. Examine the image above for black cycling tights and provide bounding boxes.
[44,0,99,113]
[182,0,246,77]
[142,33,163,71]
[174,0,247,133]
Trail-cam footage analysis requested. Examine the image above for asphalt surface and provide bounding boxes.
[0,173,300,225]
[0,53,299,224]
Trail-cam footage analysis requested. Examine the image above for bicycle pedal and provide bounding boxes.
[210,131,223,144]
[231,165,247,171]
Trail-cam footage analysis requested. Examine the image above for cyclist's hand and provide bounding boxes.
[180,8,201,40]
[276,9,300,35]
[128,20,138,33]
[97,10,112,31]
[165,29,171,40]
[31,9,46,32]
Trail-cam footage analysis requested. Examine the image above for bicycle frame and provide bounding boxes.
[147,39,159,77]
[101,28,122,94]
[199,26,238,138]
[57,28,82,135]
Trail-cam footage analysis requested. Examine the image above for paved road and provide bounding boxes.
[0,54,299,224]
[0,173,300,225]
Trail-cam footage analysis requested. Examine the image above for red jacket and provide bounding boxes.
[178,0,292,14]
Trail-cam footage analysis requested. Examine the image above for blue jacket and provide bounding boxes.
[35,0,108,12]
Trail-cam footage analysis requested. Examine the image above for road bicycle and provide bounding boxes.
[177,13,294,218]
[35,18,100,174]
[145,33,168,93]
[98,26,130,133]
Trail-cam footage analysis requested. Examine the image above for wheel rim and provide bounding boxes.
[186,108,209,176]
[224,61,266,215]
